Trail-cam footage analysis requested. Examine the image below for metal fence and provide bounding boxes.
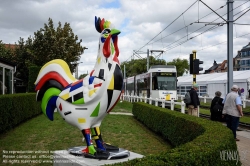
[120,94,250,117]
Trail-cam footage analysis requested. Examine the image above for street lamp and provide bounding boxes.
[75,62,83,79]
[75,47,88,79]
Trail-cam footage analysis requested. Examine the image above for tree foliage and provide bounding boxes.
[120,56,166,77]
[0,41,14,60]
[29,18,84,71]
[78,73,88,79]
[0,18,84,86]
[167,58,189,77]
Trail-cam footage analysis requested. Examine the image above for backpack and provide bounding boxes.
[211,98,223,121]
[212,100,223,113]
[184,91,191,104]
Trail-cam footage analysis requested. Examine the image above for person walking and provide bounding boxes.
[237,88,241,97]
[222,85,244,141]
[248,89,250,99]
[210,91,224,121]
[187,83,200,116]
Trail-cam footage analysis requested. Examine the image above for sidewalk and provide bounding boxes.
[109,112,133,116]
[236,130,250,166]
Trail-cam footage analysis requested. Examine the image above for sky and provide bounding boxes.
[0,0,250,77]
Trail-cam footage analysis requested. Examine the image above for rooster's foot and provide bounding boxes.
[83,148,110,159]
[103,143,119,151]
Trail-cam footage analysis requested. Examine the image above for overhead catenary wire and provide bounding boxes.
[141,0,249,51]
[149,2,227,45]
[136,0,199,52]
[124,0,249,65]
[161,0,250,52]
[197,32,250,51]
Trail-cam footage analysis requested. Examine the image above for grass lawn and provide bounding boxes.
[0,103,171,165]
[111,100,133,113]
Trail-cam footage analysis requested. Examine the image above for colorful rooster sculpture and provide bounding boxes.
[35,16,125,159]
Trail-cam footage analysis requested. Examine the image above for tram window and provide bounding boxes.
[152,76,158,90]
[155,76,176,90]
[127,83,134,95]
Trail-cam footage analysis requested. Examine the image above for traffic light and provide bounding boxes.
[193,59,203,74]
[189,54,193,74]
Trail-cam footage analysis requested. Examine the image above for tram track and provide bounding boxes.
[164,106,250,130]
[199,105,250,116]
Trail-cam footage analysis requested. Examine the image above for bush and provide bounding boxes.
[111,102,240,166]
[0,93,41,134]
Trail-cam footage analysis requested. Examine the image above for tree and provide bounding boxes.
[29,18,84,72]
[167,58,189,77]
[0,41,14,60]
[3,18,85,87]
[121,56,166,77]
[78,73,88,79]
[13,38,32,86]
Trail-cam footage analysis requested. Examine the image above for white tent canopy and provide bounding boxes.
[177,71,250,98]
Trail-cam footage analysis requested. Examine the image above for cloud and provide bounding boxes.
[0,0,249,75]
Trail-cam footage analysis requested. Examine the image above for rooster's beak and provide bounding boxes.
[110,29,120,36]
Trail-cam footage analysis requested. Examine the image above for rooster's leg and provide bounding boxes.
[81,128,96,155]
[91,127,119,151]
[82,128,109,159]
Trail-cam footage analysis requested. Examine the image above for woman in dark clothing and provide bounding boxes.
[210,91,224,121]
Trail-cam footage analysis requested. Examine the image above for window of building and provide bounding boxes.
[5,68,12,94]
[242,51,248,57]
[241,60,245,65]
[0,61,15,95]
[178,85,207,96]
[247,60,250,66]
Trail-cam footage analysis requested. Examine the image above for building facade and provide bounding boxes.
[0,58,16,95]
[239,42,250,71]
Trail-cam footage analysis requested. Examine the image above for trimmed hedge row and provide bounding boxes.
[0,93,41,134]
[112,102,240,166]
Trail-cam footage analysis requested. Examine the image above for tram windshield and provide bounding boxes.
[152,72,177,90]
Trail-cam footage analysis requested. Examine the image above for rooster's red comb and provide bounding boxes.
[95,16,111,33]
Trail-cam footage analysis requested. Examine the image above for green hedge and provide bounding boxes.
[112,102,240,166]
[0,93,41,134]
[28,66,41,92]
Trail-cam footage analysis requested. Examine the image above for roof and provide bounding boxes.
[4,44,18,50]
[242,42,250,50]
[0,57,16,67]
[177,70,250,86]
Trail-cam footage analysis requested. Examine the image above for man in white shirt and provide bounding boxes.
[222,85,244,141]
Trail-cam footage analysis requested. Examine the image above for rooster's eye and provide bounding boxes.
[102,29,111,35]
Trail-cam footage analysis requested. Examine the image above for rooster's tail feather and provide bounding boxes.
[35,59,76,120]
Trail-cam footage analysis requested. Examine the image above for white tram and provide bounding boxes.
[124,65,177,101]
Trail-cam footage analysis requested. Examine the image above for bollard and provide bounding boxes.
[243,99,246,108]
[197,106,200,117]
[155,99,158,107]
[204,96,206,103]
[149,97,152,105]
[170,100,174,110]
[162,100,165,108]
[181,101,185,114]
